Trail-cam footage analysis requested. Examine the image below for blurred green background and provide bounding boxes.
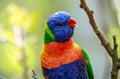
[0,0,120,79]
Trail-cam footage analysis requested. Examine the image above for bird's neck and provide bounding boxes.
[41,38,83,69]
[44,38,74,56]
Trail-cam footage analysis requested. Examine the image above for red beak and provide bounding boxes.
[68,17,78,29]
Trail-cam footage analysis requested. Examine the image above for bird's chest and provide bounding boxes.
[43,60,88,79]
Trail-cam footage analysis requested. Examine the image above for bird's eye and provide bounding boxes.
[57,24,64,27]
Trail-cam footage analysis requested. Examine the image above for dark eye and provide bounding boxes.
[57,21,68,27]
[57,24,64,27]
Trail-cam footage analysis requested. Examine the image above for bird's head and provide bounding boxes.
[44,11,78,44]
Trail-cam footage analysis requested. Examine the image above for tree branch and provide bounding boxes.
[79,0,120,79]
[111,35,119,79]
[80,0,113,57]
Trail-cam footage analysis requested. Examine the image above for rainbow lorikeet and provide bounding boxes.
[40,11,94,79]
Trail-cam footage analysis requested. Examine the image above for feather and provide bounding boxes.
[40,11,94,79]
[40,39,83,69]
[42,60,88,79]
[81,49,94,79]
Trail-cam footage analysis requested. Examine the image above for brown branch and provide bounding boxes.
[80,0,113,57]
[118,58,120,69]
[79,0,120,79]
[111,35,119,79]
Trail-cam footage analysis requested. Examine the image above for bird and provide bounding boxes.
[40,11,94,79]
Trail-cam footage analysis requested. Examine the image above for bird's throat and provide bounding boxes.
[40,38,83,69]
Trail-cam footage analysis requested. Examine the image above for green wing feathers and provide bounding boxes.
[81,49,94,79]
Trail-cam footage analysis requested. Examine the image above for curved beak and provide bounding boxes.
[68,17,78,29]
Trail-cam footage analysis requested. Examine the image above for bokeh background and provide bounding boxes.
[0,0,120,79]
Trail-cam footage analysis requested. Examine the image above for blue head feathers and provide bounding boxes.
[47,11,77,42]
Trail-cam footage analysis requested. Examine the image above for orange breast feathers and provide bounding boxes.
[40,38,83,69]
